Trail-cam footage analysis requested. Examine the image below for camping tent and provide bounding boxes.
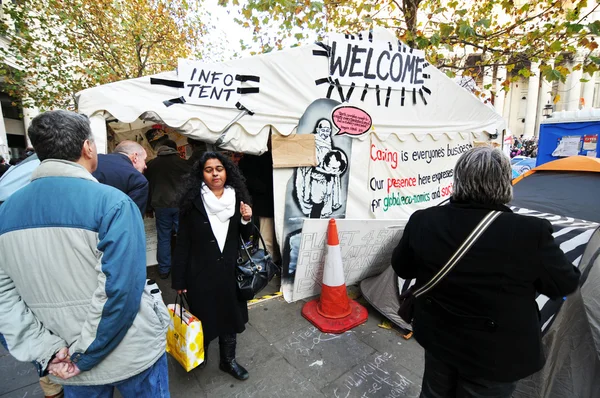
[361,155,600,396]
[76,28,505,301]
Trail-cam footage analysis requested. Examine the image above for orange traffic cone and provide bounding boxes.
[301,219,368,333]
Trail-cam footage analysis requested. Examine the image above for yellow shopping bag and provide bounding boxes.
[166,294,204,372]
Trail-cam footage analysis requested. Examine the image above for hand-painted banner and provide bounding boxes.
[369,134,473,218]
[178,59,242,108]
[284,218,407,302]
[328,33,429,92]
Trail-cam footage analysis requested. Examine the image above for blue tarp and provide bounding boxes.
[538,121,599,166]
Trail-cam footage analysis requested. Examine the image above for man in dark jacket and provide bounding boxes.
[238,151,280,263]
[392,146,580,398]
[92,141,149,214]
[145,139,190,278]
[186,137,207,167]
[0,156,9,178]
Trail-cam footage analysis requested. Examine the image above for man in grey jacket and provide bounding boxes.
[0,110,171,397]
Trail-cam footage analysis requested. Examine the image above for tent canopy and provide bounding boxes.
[511,156,600,223]
[76,29,505,155]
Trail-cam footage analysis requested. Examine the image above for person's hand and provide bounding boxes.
[47,347,81,380]
[240,201,252,221]
[176,289,187,294]
[49,361,80,380]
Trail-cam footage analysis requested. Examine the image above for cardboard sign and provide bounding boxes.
[284,218,407,302]
[583,134,598,151]
[328,34,429,91]
[369,134,473,218]
[272,134,317,168]
[178,59,242,108]
[145,217,158,267]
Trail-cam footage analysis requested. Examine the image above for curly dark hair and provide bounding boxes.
[178,151,251,214]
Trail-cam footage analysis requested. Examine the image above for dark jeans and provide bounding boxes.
[64,353,169,398]
[154,208,179,274]
[420,351,517,398]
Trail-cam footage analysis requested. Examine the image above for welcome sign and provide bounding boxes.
[328,33,430,92]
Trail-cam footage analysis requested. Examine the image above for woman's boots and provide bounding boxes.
[218,334,249,380]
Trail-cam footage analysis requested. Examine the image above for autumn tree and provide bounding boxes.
[0,0,207,110]
[222,0,600,93]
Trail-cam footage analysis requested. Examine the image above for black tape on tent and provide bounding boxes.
[334,78,345,102]
[422,86,432,95]
[235,102,255,116]
[315,78,330,85]
[412,88,417,105]
[313,50,329,57]
[419,88,427,105]
[235,75,260,83]
[151,78,185,89]
[163,97,186,107]
[401,87,406,106]
[345,82,356,101]
[358,33,363,40]
[361,84,369,101]
[375,85,381,106]
[237,87,260,94]
[385,87,392,107]
[368,30,373,42]
[423,74,431,79]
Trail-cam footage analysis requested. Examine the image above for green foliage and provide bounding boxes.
[222,0,600,90]
[0,0,206,110]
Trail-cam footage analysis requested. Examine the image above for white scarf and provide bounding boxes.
[201,183,236,222]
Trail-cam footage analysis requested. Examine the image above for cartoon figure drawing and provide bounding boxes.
[295,118,348,218]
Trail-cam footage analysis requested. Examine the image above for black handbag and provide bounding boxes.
[236,225,280,301]
[398,210,501,324]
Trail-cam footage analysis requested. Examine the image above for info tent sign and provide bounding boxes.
[368,133,473,218]
[178,59,243,108]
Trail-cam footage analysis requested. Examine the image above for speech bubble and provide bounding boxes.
[332,106,372,137]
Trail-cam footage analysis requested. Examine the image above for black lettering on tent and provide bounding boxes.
[389,53,403,82]
[190,68,197,81]
[364,48,376,79]
[211,72,223,84]
[211,87,223,100]
[198,85,209,98]
[403,56,416,83]
[330,41,352,77]
[223,89,235,100]
[188,84,201,97]
[223,74,234,86]
[349,45,367,77]
[376,51,390,80]
[414,58,424,85]
[198,69,211,83]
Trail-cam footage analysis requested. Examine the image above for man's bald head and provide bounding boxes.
[114,140,147,173]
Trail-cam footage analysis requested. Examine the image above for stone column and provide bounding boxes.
[89,113,107,154]
[495,66,507,117]
[0,105,9,161]
[536,78,553,136]
[523,62,540,137]
[565,59,584,111]
[22,106,39,148]
[582,72,595,109]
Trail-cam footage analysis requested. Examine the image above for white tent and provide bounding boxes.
[77,29,504,156]
[77,29,506,300]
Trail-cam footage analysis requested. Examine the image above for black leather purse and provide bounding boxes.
[236,225,280,301]
[398,210,501,323]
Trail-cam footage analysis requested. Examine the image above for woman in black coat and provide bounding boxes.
[392,146,580,398]
[172,151,253,381]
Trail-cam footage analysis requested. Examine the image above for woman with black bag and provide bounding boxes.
[172,151,253,381]
[392,146,580,398]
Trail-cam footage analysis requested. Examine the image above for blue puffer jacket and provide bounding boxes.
[0,160,170,385]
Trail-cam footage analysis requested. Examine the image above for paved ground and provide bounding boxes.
[0,267,425,398]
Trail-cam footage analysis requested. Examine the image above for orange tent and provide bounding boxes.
[513,156,600,185]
